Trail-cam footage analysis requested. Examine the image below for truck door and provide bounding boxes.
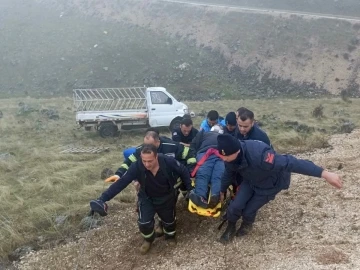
[147,90,175,127]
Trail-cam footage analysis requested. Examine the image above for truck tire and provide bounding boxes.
[169,117,182,132]
[99,122,118,138]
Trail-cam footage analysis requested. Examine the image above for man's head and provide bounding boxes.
[236,107,255,136]
[140,144,159,171]
[180,118,193,137]
[143,131,161,148]
[217,134,241,162]
[145,127,160,135]
[225,112,237,132]
[207,110,219,127]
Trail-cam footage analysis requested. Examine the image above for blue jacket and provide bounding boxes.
[199,117,225,132]
[221,140,323,195]
[235,123,271,146]
[190,130,219,154]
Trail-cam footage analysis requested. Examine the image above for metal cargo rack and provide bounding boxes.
[73,87,147,111]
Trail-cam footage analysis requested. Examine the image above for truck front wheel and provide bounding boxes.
[98,122,118,138]
[169,118,182,132]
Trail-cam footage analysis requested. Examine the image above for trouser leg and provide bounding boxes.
[155,194,177,240]
[137,197,156,243]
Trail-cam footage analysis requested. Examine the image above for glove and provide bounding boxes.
[90,199,108,217]
[104,175,120,183]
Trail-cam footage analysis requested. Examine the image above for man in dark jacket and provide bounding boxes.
[107,131,196,182]
[189,124,225,208]
[220,112,237,136]
[90,144,193,254]
[217,134,342,244]
[172,118,199,147]
[235,107,271,146]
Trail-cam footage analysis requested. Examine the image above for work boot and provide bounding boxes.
[154,220,164,237]
[139,241,152,255]
[236,221,253,237]
[208,194,220,209]
[189,191,208,208]
[219,221,236,244]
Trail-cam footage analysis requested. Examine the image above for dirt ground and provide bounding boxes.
[15,129,360,270]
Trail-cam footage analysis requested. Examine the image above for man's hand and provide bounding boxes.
[321,170,343,189]
[104,175,120,183]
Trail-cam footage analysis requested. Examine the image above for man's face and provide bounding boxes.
[237,118,254,135]
[144,136,160,148]
[207,119,218,127]
[141,152,158,171]
[221,150,240,162]
[180,124,192,136]
[226,124,237,132]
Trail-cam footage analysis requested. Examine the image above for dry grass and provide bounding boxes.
[0,97,360,260]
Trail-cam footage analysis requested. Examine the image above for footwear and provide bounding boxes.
[236,221,253,237]
[208,194,220,209]
[219,222,236,244]
[90,199,108,217]
[154,220,164,237]
[189,191,208,208]
[139,241,152,255]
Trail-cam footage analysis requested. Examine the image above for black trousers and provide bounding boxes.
[137,193,176,242]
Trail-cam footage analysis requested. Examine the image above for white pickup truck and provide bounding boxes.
[73,87,193,138]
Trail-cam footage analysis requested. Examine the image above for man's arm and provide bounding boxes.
[99,162,138,202]
[115,146,141,177]
[166,157,192,191]
[175,143,197,173]
[171,129,182,143]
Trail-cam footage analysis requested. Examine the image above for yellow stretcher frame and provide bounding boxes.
[187,180,234,218]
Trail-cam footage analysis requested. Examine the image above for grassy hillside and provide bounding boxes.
[0,96,359,260]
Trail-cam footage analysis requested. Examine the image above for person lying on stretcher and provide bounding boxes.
[189,124,225,209]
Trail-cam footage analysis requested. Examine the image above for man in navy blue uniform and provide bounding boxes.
[217,134,343,244]
[172,117,199,147]
[90,144,193,254]
[235,107,271,146]
[220,112,237,136]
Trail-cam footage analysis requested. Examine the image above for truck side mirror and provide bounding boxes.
[167,97,173,105]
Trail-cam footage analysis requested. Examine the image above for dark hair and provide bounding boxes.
[141,144,158,155]
[181,118,193,127]
[145,127,160,135]
[237,107,254,121]
[207,110,219,121]
[225,112,236,126]
[144,131,160,141]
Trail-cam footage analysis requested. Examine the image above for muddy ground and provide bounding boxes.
[15,129,360,269]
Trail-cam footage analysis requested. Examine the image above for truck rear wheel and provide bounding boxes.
[169,118,182,132]
[99,122,118,138]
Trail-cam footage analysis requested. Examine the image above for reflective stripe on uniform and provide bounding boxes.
[128,154,137,162]
[120,164,129,170]
[141,230,155,239]
[182,147,190,159]
[187,157,196,164]
[163,229,176,236]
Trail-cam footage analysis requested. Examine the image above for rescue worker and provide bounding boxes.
[90,144,193,254]
[199,110,224,132]
[105,131,196,236]
[189,124,225,209]
[172,117,199,147]
[110,131,196,180]
[216,134,343,244]
[235,107,271,146]
[220,112,237,136]
[122,128,160,160]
